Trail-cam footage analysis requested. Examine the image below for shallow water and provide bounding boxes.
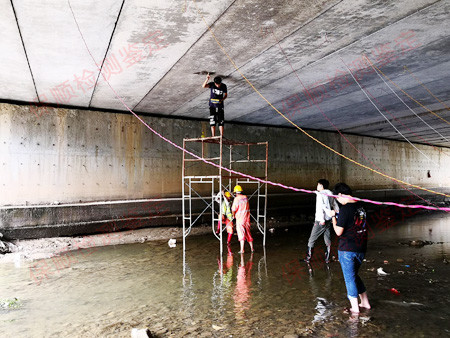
[1,212,449,337]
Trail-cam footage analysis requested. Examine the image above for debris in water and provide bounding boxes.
[269,228,275,233]
[409,240,425,247]
[359,316,372,325]
[131,328,153,338]
[212,324,223,330]
[390,288,400,295]
[377,267,389,276]
[380,300,424,307]
[407,240,433,247]
[168,239,176,248]
[0,298,22,309]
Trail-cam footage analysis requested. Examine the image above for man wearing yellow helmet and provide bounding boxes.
[215,190,234,244]
[232,185,254,253]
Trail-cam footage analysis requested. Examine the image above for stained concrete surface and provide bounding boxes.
[1,103,449,238]
[1,103,449,208]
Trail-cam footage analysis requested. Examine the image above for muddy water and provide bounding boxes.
[1,212,449,337]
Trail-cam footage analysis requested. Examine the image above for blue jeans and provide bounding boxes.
[338,250,366,299]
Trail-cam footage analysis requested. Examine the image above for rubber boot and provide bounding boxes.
[216,221,222,234]
[303,246,314,263]
[227,233,232,245]
[325,246,331,264]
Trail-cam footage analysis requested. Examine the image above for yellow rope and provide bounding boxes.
[403,64,450,112]
[192,0,449,197]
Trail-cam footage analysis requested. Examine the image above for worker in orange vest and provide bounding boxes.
[232,185,254,253]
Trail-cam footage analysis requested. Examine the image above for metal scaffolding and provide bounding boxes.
[182,135,268,255]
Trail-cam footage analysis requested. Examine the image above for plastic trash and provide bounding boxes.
[14,253,22,268]
[405,265,410,268]
[377,267,389,276]
[131,328,151,338]
[390,288,400,295]
[269,228,275,233]
[168,239,176,248]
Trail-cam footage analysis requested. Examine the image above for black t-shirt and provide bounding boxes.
[336,202,367,253]
[208,82,227,108]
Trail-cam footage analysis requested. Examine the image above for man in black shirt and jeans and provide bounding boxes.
[330,183,371,314]
[202,73,227,136]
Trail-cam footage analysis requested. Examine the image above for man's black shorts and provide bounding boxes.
[209,107,225,127]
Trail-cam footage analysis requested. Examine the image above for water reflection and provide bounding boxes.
[0,213,448,337]
[233,252,254,321]
[347,313,361,337]
[257,246,268,287]
[306,262,335,325]
[181,261,196,325]
[182,242,270,327]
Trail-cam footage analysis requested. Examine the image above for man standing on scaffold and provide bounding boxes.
[202,73,227,136]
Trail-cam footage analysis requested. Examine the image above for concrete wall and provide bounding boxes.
[1,102,449,238]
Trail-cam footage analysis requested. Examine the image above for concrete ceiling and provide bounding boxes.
[1,0,450,147]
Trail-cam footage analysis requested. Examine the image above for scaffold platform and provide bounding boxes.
[182,135,269,254]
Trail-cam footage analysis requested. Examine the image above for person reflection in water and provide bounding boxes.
[218,245,235,288]
[233,252,253,321]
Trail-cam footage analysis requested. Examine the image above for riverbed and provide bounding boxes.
[1,212,449,337]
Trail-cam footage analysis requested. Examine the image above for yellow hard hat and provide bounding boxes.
[224,191,231,198]
[233,185,243,193]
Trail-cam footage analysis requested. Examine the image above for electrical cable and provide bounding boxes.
[269,29,443,209]
[339,56,438,165]
[364,56,450,144]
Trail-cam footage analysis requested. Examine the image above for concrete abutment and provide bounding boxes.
[1,102,449,239]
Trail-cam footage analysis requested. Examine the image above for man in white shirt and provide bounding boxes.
[304,179,339,263]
